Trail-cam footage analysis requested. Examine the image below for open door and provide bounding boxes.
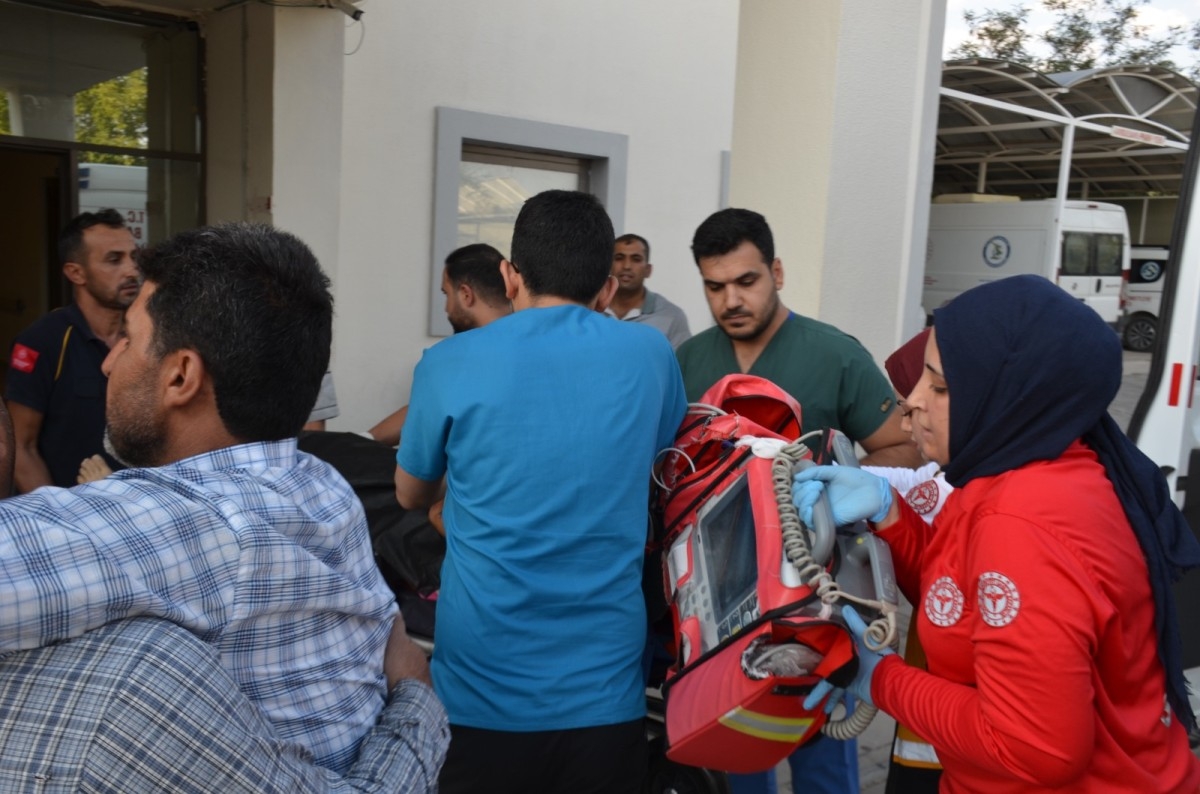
[1125,100,1200,667]
[0,144,72,396]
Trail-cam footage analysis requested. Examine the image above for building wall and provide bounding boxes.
[333,0,740,431]
[729,0,945,364]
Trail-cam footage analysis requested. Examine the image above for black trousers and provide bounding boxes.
[438,719,647,794]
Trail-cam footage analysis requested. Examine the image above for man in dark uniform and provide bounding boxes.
[5,209,138,491]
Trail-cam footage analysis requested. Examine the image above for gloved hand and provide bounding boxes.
[792,465,893,526]
[803,605,894,712]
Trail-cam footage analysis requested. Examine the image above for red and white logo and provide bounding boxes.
[905,480,941,515]
[978,572,1020,627]
[924,576,963,627]
[10,344,39,374]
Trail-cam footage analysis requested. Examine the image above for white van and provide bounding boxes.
[923,195,1130,323]
[1119,245,1170,352]
[78,163,148,244]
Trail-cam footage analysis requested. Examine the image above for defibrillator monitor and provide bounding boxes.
[668,473,760,657]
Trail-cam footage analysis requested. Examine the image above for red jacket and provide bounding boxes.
[874,441,1200,793]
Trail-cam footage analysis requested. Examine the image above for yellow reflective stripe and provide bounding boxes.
[718,707,814,743]
[54,325,73,382]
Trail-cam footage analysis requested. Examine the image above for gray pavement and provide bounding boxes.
[775,351,1177,794]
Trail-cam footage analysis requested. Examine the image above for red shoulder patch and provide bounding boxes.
[10,343,39,374]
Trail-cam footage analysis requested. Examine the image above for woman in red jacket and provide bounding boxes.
[794,274,1200,793]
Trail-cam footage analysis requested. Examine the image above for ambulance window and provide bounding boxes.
[1061,232,1124,277]
[1094,234,1124,276]
[1061,232,1091,276]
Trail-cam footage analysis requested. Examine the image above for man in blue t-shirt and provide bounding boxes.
[395,190,687,794]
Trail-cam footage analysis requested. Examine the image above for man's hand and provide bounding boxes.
[384,612,432,689]
[77,453,113,484]
[428,499,445,537]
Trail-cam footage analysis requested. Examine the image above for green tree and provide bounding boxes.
[951,0,1200,79]
[74,67,147,165]
[0,90,9,135]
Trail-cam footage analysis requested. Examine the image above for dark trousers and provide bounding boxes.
[438,719,647,794]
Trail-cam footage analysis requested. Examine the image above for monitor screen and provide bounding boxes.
[697,476,758,629]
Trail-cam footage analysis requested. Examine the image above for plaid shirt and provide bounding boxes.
[0,440,397,773]
[0,617,448,792]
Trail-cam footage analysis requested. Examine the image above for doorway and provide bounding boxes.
[0,145,71,396]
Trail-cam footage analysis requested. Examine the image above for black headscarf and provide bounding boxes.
[934,274,1200,731]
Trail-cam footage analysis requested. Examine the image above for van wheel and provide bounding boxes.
[1122,316,1157,352]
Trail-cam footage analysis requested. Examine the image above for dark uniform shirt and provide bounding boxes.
[5,303,114,488]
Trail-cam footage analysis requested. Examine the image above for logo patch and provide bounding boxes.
[880,397,893,414]
[978,572,1020,627]
[905,480,941,515]
[924,576,963,627]
[982,235,1011,267]
[10,344,39,374]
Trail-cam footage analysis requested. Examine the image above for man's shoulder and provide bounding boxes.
[676,325,726,357]
[645,290,685,316]
[12,307,77,349]
[778,315,874,359]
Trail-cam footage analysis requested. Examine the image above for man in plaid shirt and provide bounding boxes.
[0,224,404,774]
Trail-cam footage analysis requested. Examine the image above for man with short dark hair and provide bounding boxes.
[440,242,511,333]
[0,398,446,792]
[606,233,691,348]
[679,208,917,467]
[677,208,919,794]
[367,243,512,447]
[6,209,137,491]
[395,191,687,793]
[0,223,402,774]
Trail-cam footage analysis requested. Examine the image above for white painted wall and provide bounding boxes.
[729,0,945,364]
[333,0,739,431]
[821,1,945,356]
[206,6,344,285]
[271,9,345,290]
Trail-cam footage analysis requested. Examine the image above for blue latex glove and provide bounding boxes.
[803,605,894,712]
[792,465,893,526]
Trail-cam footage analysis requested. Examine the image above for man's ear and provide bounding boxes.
[771,257,785,291]
[161,349,207,409]
[591,274,620,313]
[501,259,523,301]
[645,263,653,279]
[458,282,477,308]
[62,261,87,287]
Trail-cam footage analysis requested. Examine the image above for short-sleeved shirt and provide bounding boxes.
[675,313,896,442]
[397,305,687,731]
[604,290,692,349]
[5,303,113,487]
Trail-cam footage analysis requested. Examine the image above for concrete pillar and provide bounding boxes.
[204,5,344,284]
[729,0,946,361]
[205,3,277,226]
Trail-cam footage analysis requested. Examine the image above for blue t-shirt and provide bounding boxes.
[397,305,686,730]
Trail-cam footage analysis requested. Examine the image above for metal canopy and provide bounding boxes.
[935,58,1196,200]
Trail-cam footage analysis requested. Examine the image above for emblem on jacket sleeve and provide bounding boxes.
[10,343,39,374]
[924,576,964,627]
[978,571,1020,627]
[905,480,941,515]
